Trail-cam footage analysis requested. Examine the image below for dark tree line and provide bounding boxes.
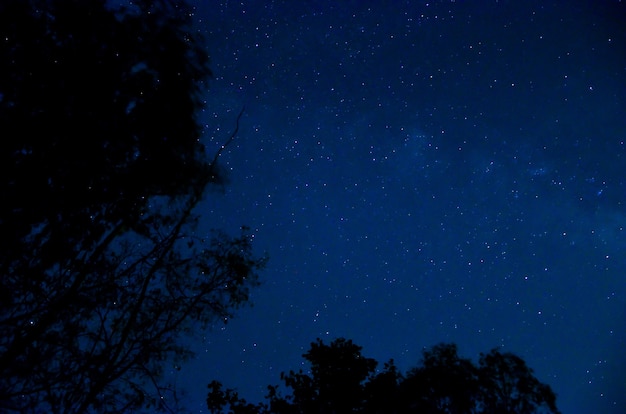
[0,1,265,412]
[207,338,561,414]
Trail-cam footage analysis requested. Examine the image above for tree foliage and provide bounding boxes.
[272,338,377,414]
[400,343,480,413]
[477,349,560,414]
[207,338,561,414]
[0,1,266,412]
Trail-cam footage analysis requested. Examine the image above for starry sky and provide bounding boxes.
[171,1,625,412]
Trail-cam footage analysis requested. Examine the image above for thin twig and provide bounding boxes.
[210,106,245,168]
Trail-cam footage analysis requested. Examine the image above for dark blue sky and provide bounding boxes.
[173,1,625,412]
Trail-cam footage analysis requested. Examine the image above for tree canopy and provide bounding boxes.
[207,338,561,414]
[0,1,265,412]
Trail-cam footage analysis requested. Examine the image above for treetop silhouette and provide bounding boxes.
[207,338,561,414]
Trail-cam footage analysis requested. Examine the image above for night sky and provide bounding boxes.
[172,1,625,412]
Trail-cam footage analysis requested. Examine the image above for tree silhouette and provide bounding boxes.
[477,349,560,414]
[399,343,480,413]
[0,1,266,412]
[272,338,377,414]
[207,338,561,414]
[362,359,402,414]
